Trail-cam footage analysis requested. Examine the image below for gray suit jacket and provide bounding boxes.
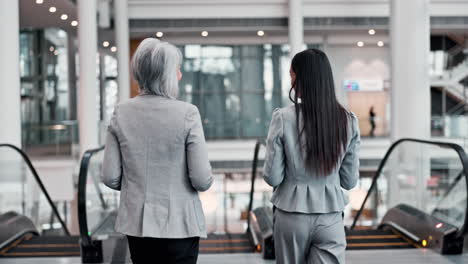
[101,94,213,238]
[263,105,360,214]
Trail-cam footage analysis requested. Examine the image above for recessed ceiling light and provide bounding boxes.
[103,41,110,47]
[201,31,209,37]
[368,29,376,35]
[377,41,384,47]
[156,32,164,38]
[110,46,117,52]
[71,20,78,27]
[36,0,44,4]
[49,6,57,13]
[357,41,364,47]
[60,14,68,20]
[257,30,265,37]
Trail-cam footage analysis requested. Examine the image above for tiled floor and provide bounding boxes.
[1,250,468,264]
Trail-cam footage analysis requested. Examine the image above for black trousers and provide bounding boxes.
[127,236,200,264]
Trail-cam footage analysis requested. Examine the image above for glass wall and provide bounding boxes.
[19,29,118,155]
[20,29,77,153]
[178,44,291,139]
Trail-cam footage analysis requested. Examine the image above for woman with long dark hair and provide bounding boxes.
[263,49,360,264]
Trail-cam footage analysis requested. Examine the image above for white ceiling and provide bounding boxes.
[20,0,78,32]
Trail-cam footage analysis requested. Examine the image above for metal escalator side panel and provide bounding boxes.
[380,204,464,254]
[249,207,275,259]
[0,212,39,251]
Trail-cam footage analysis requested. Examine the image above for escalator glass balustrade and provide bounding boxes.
[0,144,78,258]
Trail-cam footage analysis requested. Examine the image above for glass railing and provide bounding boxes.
[0,144,70,235]
[22,121,79,143]
[432,116,468,139]
[351,138,468,238]
[203,149,269,234]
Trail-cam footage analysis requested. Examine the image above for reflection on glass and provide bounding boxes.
[178,44,290,139]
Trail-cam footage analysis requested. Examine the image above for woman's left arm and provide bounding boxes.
[263,109,285,187]
[102,108,123,191]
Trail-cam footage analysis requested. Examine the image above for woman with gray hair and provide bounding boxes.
[101,38,213,264]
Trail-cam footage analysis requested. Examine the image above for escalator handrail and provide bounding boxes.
[0,143,70,236]
[247,140,265,232]
[350,138,468,238]
[77,146,105,247]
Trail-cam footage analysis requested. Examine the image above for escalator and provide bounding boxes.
[77,147,257,263]
[248,138,468,259]
[76,138,468,263]
[0,144,80,258]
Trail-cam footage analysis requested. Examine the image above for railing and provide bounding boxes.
[350,138,468,239]
[0,144,70,235]
[77,146,106,248]
[247,140,266,232]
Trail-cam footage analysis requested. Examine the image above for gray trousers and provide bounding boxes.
[274,209,346,264]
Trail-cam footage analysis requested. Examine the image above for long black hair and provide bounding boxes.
[289,49,349,175]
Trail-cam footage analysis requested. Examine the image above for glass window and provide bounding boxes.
[178,44,290,139]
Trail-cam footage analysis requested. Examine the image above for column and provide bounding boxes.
[67,34,77,120]
[77,0,99,153]
[288,0,304,57]
[115,0,131,101]
[390,0,430,141]
[0,0,21,147]
[389,0,430,210]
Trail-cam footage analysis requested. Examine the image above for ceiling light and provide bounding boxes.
[357,41,364,47]
[257,30,265,37]
[110,46,117,52]
[49,46,55,52]
[201,31,209,37]
[71,20,78,27]
[368,29,376,35]
[103,41,110,47]
[156,32,164,38]
[60,14,68,20]
[377,41,384,47]
[49,6,57,13]
[36,0,44,4]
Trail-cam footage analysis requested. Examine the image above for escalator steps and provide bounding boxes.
[0,230,414,258]
[345,229,415,250]
[200,233,255,254]
[0,235,80,258]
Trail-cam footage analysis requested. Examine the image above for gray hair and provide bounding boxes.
[131,38,182,98]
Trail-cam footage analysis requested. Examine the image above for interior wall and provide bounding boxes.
[326,45,390,136]
[130,39,141,97]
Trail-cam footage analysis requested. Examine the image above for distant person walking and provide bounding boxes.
[101,38,213,264]
[263,49,360,264]
[369,106,376,137]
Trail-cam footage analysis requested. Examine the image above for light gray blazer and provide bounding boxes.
[101,94,213,238]
[263,105,360,214]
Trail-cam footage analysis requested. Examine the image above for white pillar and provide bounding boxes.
[288,0,304,57]
[390,0,430,141]
[115,0,131,101]
[389,0,430,211]
[0,0,21,147]
[77,0,99,153]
